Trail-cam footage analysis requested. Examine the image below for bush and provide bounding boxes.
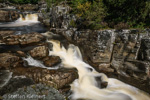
[103,0,150,29]
[70,0,107,29]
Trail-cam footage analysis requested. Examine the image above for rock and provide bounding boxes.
[2,84,65,100]
[0,77,34,96]
[1,32,45,45]
[0,53,23,70]
[0,31,15,39]
[0,31,15,44]
[139,38,150,61]
[29,46,49,59]
[0,10,19,22]
[16,51,26,57]
[98,63,114,73]
[12,67,78,89]
[42,56,61,67]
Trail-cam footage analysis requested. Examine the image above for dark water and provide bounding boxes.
[0,23,47,34]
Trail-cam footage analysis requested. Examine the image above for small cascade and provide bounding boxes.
[17,14,39,22]
[23,56,60,70]
[0,13,39,27]
[49,40,150,100]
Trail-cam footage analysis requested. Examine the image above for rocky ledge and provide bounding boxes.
[1,32,45,45]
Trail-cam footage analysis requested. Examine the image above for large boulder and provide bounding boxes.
[0,10,19,22]
[12,67,78,89]
[1,32,45,45]
[29,46,49,59]
[0,53,23,70]
[42,56,61,67]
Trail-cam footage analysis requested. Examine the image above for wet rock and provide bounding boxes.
[42,56,61,67]
[0,10,19,22]
[29,46,49,59]
[12,67,78,89]
[1,32,45,45]
[16,51,26,57]
[0,53,23,70]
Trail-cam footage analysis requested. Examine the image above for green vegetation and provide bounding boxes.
[103,0,150,29]
[8,0,39,4]
[70,0,107,29]
[69,0,150,29]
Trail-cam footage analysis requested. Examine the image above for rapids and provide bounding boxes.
[49,40,150,100]
[0,14,39,27]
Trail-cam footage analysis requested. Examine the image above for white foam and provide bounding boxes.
[0,14,39,27]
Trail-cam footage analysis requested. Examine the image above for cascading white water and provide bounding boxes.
[49,40,150,100]
[0,14,39,27]
[17,14,39,22]
[23,56,60,70]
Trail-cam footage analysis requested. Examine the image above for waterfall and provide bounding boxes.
[17,14,39,22]
[0,14,39,27]
[49,40,150,100]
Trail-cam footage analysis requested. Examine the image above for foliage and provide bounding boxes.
[70,0,107,29]
[69,19,77,28]
[103,0,150,29]
[8,0,39,4]
[68,0,150,29]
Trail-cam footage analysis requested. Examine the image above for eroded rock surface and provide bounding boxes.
[0,53,23,70]
[42,56,61,67]
[1,32,45,45]
[29,46,49,59]
[12,67,78,89]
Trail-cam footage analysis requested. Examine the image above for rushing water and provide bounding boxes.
[48,40,150,100]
